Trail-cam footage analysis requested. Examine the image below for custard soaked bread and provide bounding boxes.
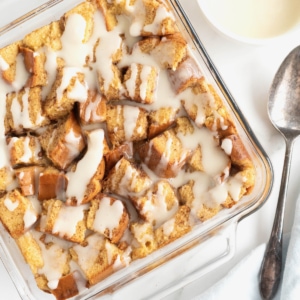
[0,0,255,299]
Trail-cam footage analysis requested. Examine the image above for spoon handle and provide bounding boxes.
[259,138,294,300]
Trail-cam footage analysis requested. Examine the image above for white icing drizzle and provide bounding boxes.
[66,129,104,204]
[84,93,104,122]
[221,138,233,155]
[4,196,19,211]
[123,105,140,140]
[56,67,87,103]
[0,55,9,71]
[93,197,124,239]
[12,54,30,91]
[162,217,175,236]
[72,234,104,272]
[139,181,178,228]
[144,4,173,34]
[20,136,32,163]
[52,204,88,238]
[125,63,138,99]
[64,128,83,160]
[139,65,152,101]
[23,206,37,229]
[33,231,69,290]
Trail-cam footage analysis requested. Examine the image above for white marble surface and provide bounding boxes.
[1,0,300,299]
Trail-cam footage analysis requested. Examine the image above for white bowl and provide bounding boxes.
[197,0,300,45]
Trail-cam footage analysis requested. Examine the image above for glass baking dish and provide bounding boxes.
[0,0,273,299]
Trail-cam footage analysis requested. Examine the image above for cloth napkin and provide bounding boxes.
[193,193,300,300]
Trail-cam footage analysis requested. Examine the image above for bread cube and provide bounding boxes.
[0,167,15,193]
[148,107,178,138]
[97,64,123,101]
[125,0,178,37]
[0,189,38,238]
[106,104,148,147]
[20,46,47,87]
[44,67,88,120]
[79,90,106,124]
[104,142,133,172]
[70,233,130,286]
[168,56,204,94]
[0,41,21,84]
[7,135,44,168]
[5,87,49,133]
[65,129,109,205]
[23,21,63,51]
[39,112,86,170]
[38,167,68,201]
[17,230,71,292]
[131,180,179,227]
[87,195,129,243]
[103,157,152,198]
[155,205,191,248]
[15,166,44,196]
[123,63,158,104]
[137,128,190,178]
[63,0,96,43]
[51,272,79,300]
[96,0,120,31]
[150,33,187,70]
[130,221,157,260]
[38,199,88,244]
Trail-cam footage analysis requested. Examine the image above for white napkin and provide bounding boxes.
[193,194,300,300]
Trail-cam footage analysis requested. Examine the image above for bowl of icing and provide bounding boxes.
[197,0,300,44]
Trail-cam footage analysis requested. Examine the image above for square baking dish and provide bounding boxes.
[0,0,273,299]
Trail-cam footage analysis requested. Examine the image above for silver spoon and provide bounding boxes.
[259,45,300,300]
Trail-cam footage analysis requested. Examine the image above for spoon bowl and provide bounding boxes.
[260,45,300,299]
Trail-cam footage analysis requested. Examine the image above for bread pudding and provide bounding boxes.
[0,0,255,299]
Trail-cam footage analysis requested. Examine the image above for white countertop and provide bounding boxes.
[1,0,300,299]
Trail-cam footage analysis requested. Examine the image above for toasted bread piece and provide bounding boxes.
[65,129,109,205]
[131,180,179,227]
[97,64,123,101]
[87,195,129,243]
[104,142,133,172]
[7,135,44,168]
[38,199,88,244]
[51,272,80,300]
[168,56,204,94]
[16,231,44,275]
[106,104,148,147]
[155,205,191,248]
[63,0,96,43]
[22,21,63,51]
[150,33,187,70]
[123,63,158,104]
[38,167,68,201]
[79,90,107,124]
[15,166,44,196]
[103,157,152,198]
[70,233,130,286]
[20,46,48,87]
[0,167,14,193]
[0,189,38,238]
[125,0,178,36]
[5,87,49,134]
[137,128,190,178]
[148,107,178,138]
[0,41,21,84]
[44,67,88,120]
[39,112,86,170]
[130,221,157,259]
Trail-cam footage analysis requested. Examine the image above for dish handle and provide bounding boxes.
[102,221,238,300]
